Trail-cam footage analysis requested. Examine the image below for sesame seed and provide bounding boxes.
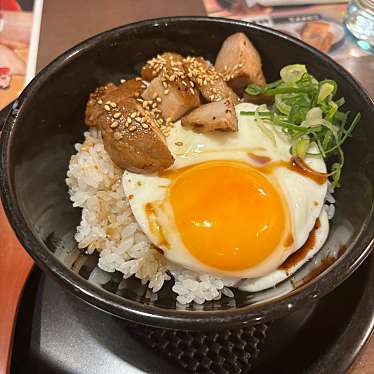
[190,81,194,87]
[104,105,111,111]
[110,102,117,108]
[152,102,157,108]
[156,97,162,103]
[113,132,122,140]
[137,98,144,103]
[113,112,121,119]
[129,125,137,132]
[97,99,103,104]
[135,117,141,122]
[120,79,126,83]
[152,93,158,99]
[141,123,149,129]
[110,121,119,128]
[135,77,142,81]
[130,112,137,118]
[126,117,132,124]
[166,117,172,122]
[189,87,195,95]
[164,89,169,95]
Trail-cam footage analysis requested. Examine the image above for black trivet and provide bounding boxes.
[11,254,374,374]
[128,323,269,373]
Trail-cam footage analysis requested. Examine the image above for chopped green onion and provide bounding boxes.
[255,106,276,146]
[275,94,291,115]
[324,113,360,154]
[240,111,271,117]
[280,64,307,83]
[317,82,335,103]
[244,64,361,187]
[294,138,310,159]
[331,163,342,189]
[335,97,345,108]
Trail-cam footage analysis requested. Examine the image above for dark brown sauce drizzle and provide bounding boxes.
[152,245,164,254]
[337,244,348,257]
[248,152,272,165]
[160,156,326,186]
[259,157,327,185]
[297,246,348,286]
[145,202,169,248]
[284,234,294,247]
[302,256,335,283]
[280,218,320,270]
[145,202,153,215]
[287,157,327,185]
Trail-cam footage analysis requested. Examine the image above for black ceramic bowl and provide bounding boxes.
[1,17,374,331]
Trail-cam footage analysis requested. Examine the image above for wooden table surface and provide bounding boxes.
[0,0,373,372]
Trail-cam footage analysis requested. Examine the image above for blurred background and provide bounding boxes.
[0,0,372,110]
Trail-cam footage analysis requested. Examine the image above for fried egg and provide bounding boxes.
[238,208,329,291]
[123,103,328,279]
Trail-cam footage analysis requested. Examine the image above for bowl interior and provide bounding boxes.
[2,18,374,327]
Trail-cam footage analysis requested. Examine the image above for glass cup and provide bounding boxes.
[345,0,374,52]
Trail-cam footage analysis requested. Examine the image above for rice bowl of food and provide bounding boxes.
[1,17,373,330]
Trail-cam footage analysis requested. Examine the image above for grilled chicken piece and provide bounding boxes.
[142,74,200,122]
[184,56,239,104]
[181,98,237,133]
[85,83,116,126]
[99,97,174,172]
[215,32,266,96]
[141,52,184,81]
[85,78,146,127]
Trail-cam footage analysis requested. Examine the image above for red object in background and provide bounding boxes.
[0,66,11,88]
[0,67,10,74]
[1,0,21,11]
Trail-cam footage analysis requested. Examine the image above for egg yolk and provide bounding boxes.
[169,161,286,271]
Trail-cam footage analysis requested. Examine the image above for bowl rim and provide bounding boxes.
[1,16,374,330]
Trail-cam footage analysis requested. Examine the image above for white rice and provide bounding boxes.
[66,128,335,304]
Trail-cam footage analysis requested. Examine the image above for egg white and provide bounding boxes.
[123,103,328,279]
